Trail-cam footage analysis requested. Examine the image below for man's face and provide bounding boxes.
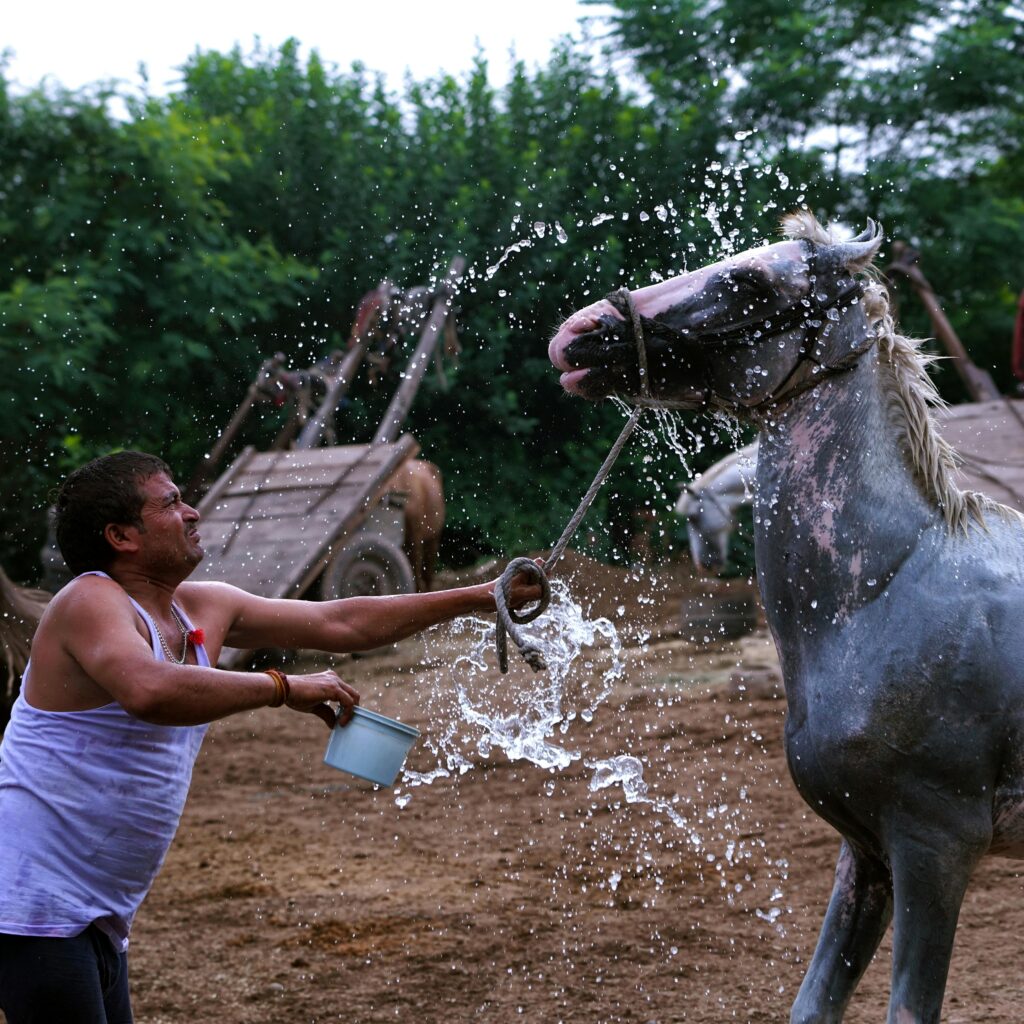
[132,472,204,572]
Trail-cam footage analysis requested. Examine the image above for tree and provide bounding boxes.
[2,11,1020,582]
[0,72,315,579]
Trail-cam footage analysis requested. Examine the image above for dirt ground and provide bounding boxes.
[129,554,1024,1024]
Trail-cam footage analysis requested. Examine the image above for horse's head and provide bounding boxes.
[549,214,884,413]
[677,484,733,573]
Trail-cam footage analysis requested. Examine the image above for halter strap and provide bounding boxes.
[606,240,876,411]
[608,286,652,400]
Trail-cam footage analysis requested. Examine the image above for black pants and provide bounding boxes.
[0,925,132,1024]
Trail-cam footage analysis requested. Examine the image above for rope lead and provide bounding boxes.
[494,288,648,673]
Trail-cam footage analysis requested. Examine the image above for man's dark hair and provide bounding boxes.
[55,451,171,575]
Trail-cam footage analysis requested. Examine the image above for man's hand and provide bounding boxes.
[284,670,360,730]
[493,557,546,611]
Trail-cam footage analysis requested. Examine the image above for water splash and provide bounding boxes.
[408,169,800,936]
[403,578,624,784]
[485,237,535,279]
[607,397,747,485]
[588,754,686,828]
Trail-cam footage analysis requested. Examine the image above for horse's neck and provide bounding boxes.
[704,447,755,507]
[754,349,937,630]
[710,467,750,514]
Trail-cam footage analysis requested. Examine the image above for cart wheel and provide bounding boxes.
[320,537,416,600]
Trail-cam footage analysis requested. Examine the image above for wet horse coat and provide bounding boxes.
[549,213,1024,1023]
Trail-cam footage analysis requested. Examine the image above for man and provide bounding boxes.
[0,450,538,1023]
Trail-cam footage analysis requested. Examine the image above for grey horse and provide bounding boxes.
[676,440,757,572]
[549,211,1024,1023]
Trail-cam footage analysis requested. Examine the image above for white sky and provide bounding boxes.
[2,0,613,95]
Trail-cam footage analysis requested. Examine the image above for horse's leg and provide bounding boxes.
[885,825,986,1024]
[790,841,891,1024]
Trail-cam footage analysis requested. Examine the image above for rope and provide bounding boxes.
[494,288,648,673]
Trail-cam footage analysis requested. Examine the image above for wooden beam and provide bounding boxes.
[887,242,1001,402]
[372,257,465,445]
[183,355,285,503]
[294,336,373,450]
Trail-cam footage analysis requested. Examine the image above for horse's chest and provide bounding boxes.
[783,709,882,819]
[783,658,1011,847]
[781,653,932,811]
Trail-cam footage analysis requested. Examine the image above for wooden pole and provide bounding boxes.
[372,257,465,445]
[887,243,1000,402]
[183,354,285,503]
[294,336,373,450]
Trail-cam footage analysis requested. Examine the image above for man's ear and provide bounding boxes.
[104,522,141,555]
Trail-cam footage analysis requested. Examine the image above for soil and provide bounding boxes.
[128,554,1024,1024]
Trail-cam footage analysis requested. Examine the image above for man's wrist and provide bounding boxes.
[264,669,290,707]
[470,581,496,613]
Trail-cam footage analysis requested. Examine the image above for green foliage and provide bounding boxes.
[0,71,318,576]
[0,9,1021,582]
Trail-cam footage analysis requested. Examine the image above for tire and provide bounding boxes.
[320,536,415,601]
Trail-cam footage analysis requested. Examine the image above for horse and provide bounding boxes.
[676,440,757,572]
[0,566,50,731]
[549,211,1024,1023]
[389,459,445,592]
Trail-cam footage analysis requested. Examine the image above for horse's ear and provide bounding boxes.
[850,219,879,244]
[834,219,884,272]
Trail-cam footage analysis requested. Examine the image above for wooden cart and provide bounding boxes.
[184,260,465,666]
[39,261,464,663]
[191,435,419,667]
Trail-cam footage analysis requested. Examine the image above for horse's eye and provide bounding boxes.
[730,269,768,291]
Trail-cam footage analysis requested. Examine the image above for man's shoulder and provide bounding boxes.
[176,579,252,616]
[53,571,124,604]
[47,573,131,620]
[33,574,137,655]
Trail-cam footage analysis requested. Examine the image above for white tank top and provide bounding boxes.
[0,572,209,950]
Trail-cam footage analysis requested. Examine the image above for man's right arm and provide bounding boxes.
[56,582,357,727]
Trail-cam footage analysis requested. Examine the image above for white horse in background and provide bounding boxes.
[676,441,757,572]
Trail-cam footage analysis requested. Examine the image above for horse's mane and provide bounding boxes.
[782,210,1014,533]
